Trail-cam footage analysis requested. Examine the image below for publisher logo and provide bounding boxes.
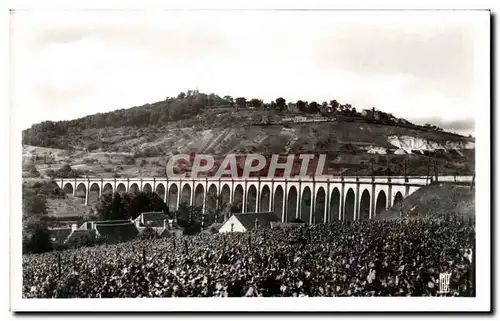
[438,273,451,294]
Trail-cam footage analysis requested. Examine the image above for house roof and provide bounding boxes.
[65,229,95,243]
[95,222,138,243]
[231,212,280,230]
[206,222,223,231]
[135,212,169,228]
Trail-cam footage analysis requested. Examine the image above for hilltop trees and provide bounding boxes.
[330,100,340,111]
[249,98,263,108]
[296,100,306,113]
[308,101,320,114]
[235,97,247,109]
[275,97,286,111]
[22,88,434,151]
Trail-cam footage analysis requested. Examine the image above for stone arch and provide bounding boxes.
[246,185,257,213]
[233,184,244,213]
[393,191,404,208]
[62,183,73,195]
[300,186,312,224]
[206,184,218,211]
[375,190,387,216]
[359,189,370,221]
[75,183,86,203]
[88,183,100,205]
[102,183,113,195]
[143,183,153,193]
[168,184,179,211]
[329,188,340,222]
[286,186,298,222]
[180,184,191,205]
[194,184,205,209]
[314,187,326,224]
[155,183,165,200]
[344,188,355,222]
[129,183,140,194]
[206,184,219,222]
[220,184,231,209]
[116,183,126,194]
[273,186,284,220]
[259,185,271,212]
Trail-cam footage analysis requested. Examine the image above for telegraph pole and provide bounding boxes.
[404,156,408,177]
[426,153,431,184]
[386,154,390,177]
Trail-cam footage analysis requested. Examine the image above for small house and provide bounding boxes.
[218,212,280,233]
[134,212,184,237]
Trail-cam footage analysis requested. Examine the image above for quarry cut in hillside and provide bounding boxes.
[388,135,475,153]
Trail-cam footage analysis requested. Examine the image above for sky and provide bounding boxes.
[10,10,489,135]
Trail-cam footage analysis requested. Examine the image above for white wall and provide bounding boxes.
[218,215,247,233]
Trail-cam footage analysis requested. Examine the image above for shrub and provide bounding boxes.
[123,156,136,165]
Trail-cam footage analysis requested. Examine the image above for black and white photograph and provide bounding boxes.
[8,2,492,313]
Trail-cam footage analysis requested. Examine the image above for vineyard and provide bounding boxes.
[23,218,475,298]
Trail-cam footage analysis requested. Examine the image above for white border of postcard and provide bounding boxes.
[7,0,492,312]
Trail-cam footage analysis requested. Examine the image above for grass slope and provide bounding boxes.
[378,183,475,220]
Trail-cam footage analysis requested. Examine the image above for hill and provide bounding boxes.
[22,91,475,178]
[377,182,475,220]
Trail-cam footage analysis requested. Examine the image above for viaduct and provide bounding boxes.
[56,175,473,223]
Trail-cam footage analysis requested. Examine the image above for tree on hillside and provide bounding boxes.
[275,97,286,111]
[330,100,339,111]
[96,193,125,221]
[249,98,262,108]
[47,164,82,179]
[207,93,221,107]
[223,95,234,105]
[24,223,52,254]
[122,191,169,220]
[22,184,47,218]
[175,203,203,235]
[235,97,247,109]
[177,92,186,100]
[296,100,306,113]
[23,162,40,178]
[97,191,169,221]
[308,101,320,114]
